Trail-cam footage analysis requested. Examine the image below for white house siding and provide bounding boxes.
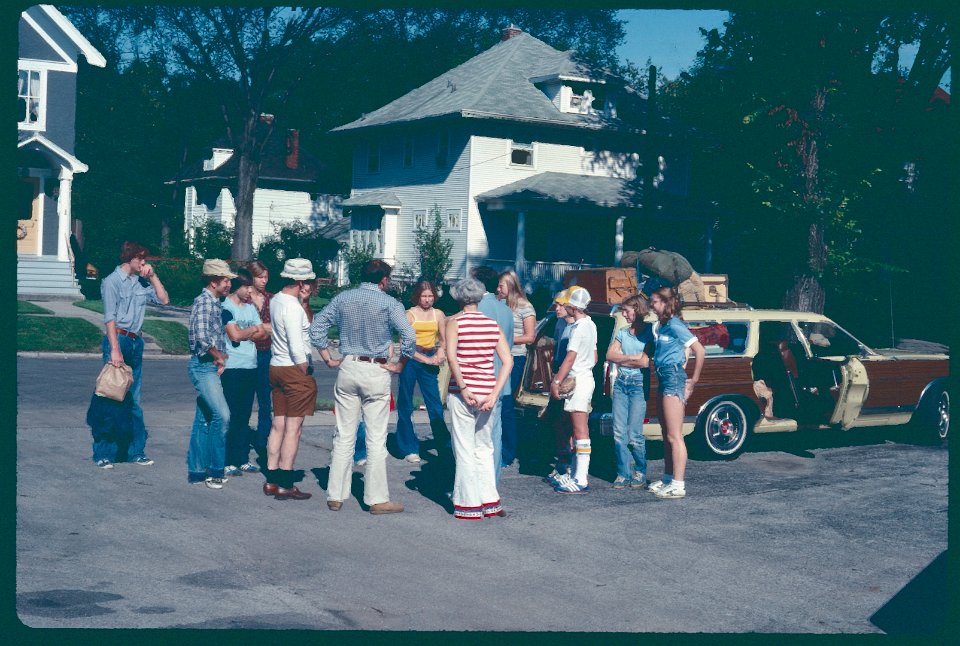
[350,128,471,281]
[184,186,342,252]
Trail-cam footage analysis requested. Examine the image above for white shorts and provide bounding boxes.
[563,373,595,413]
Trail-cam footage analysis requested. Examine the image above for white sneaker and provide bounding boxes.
[404,454,422,464]
[354,458,367,467]
[646,479,667,493]
[205,477,225,490]
[654,482,686,499]
[612,475,630,489]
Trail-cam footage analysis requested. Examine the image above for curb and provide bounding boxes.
[17,351,191,360]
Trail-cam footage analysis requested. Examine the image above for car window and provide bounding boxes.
[797,321,867,358]
[686,320,750,356]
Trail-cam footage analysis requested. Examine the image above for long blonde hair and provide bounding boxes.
[498,270,532,311]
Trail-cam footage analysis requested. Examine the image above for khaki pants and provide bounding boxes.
[327,357,392,505]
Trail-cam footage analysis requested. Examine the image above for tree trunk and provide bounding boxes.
[160,215,170,255]
[231,152,259,260]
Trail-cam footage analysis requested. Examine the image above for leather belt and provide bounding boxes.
[354,355,388,364]
[117,327,140,339]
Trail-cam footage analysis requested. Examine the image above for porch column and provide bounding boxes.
[381,207,398,266]
[515,210,526,280]
[57,169,74,261]
[614,215,626,266]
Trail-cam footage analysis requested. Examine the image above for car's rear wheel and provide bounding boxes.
[919,387,950,443]
[694,399,751,459]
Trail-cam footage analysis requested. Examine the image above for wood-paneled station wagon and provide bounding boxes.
[516,303,950,459]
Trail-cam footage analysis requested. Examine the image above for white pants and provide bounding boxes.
[448,393,502,518]
[328,358,392,505]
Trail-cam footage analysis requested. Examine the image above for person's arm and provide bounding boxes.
[308,295,338,350]
[101,277,124,367]
[225,322,263,343]
[434,311,446,362]
[514,311,536,346]
[383,302,415,374]
[445,316,476,406]
[479,332,514,411]
[549,350,578,400]
[284,303,312,373]
[684,340,706,400]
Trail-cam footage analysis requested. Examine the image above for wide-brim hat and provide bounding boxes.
[201,258,237,278]
[280,258,316,281]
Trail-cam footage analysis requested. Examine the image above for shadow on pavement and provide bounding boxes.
[403,448,454,514]
[870,550,948,634]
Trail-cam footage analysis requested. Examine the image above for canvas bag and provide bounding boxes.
[95,362,134,401]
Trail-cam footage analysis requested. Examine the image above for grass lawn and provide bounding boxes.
[18,315,101,352]
[72,299,103,314]
[17,301,53,315]
[141,320,189,354]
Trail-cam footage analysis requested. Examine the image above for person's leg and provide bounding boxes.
[88,393,119,465]
[353,421,367,463]
[490,398,504,487]
[474,407,503,516]
[124,336,149,461]
[278,416,305,470]
[417,356,448,456]
[448,394,481,519]
[255,349,273,450]
[328,362,362,503]
[395,358,419,457]
[625,379,648,481]
[186,358,211,482]
[193,362,230,479]
[220,369,246,469]
[660,395,687,482]
[359,366,392,506]
[570,411,591,486]
[611,378,631,481]
[236,369,258,468]
[499,358,521,467]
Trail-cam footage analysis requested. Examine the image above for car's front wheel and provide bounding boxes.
[694,399,751,459]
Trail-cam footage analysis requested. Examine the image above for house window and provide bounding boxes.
[367,141,380,173]
[403,134,414,168]
[509,141,534,167]
[413,209,428,229]
[446,208,462,231]
[436,131,449,167]
[17,68,44,129]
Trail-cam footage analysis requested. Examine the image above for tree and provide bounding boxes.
[408,204,454,286]
[343,243,377,286]
[147,7,353,260]
[663,10,951,321]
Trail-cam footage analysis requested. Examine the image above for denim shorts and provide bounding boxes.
[656,363,687,404]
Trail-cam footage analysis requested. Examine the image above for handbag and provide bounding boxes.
[95,362,134,401]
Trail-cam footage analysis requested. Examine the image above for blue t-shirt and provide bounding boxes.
[652,316,696,368]
[615,324,654,378]
[221,298,261,370]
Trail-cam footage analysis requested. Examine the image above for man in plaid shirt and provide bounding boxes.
[311,259,416,514]
[186,259,236,490]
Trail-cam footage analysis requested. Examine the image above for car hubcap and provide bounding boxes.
[937,392,950,440]
[706,403,746,453]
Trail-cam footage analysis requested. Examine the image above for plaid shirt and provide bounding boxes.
[309,283,415,359]
[188,288,227,358]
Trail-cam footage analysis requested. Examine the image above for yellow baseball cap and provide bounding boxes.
[554,285,584,305]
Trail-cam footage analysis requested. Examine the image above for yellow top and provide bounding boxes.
[413,319,439,348]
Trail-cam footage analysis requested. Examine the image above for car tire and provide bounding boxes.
[917,386,949,444]
[694,399,751,459]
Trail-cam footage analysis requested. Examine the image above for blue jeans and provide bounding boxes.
[354,422,367,462]
[500,355,526,466]
[220,368,256,467]
[255,349,273,449]
[612,373,648,479]
[186,356,230,481]
[395,351,448,457]
[101,335,147,460]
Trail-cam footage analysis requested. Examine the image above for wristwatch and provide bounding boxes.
[552,379,561,385]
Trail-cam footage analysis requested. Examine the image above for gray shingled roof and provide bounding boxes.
[332,32,617,132]
[475,172,642,208]
[341,190,402,207]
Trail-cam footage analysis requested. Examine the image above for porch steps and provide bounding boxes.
[17,255,83,300]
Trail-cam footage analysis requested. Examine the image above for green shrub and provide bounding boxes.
[148,257,206,306]
[256,221,340,292]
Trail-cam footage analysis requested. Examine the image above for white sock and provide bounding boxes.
[574,440,591,485]
[671,479,685,490]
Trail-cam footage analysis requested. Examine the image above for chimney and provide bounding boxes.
[285,129,299,170]
[501,24,522,41]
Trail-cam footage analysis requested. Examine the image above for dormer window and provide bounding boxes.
[17,67,45,130]
[509,141,534,167]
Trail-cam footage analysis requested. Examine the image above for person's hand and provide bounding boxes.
[381,361,404,375]
[326,358,342,369]
[215,354,226,375]
[140,263,154,279]
[549,381,560,400]
[110,346,123,368]
[477,394,495,412]
[461,387,479,407]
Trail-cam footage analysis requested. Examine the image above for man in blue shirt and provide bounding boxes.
[471,266,514,487]
[96,241,168,468]
[311,259,416,514]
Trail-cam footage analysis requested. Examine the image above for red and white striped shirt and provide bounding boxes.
[449,311,501,398]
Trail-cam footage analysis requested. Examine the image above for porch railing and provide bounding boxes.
[486,259,600,290]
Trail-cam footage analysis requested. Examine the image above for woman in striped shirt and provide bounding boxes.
[445,278,513,520]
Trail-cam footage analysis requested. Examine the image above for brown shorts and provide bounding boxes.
[269,365,317,418]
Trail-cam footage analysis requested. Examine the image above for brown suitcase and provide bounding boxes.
[564,268,638,305]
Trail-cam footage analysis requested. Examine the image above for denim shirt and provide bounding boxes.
[652,316,696,368]
[101,266,159,334]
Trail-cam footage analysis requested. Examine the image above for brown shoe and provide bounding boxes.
[369,501,404,515]
[262,482,279,496]
[327,500,342,511]
[274,486,312,500]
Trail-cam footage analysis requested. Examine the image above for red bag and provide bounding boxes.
[691,323,730,349]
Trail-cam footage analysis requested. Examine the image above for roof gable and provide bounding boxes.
[20,5,106,70]
[333,32,618,132]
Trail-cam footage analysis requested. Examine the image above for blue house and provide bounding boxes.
[17,4,105,298]
[331,26,696,289]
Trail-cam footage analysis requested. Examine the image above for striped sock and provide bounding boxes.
[574,439,591,485]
